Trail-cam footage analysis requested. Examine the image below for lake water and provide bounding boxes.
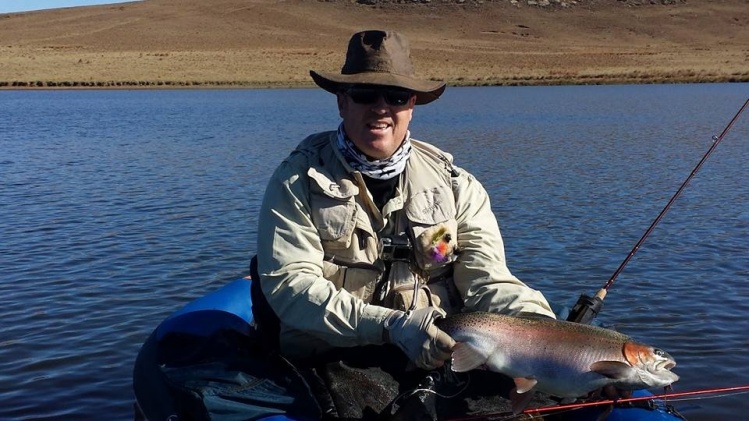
[1,84,747,420]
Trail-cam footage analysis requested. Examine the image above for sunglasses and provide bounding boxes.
[344,86,414,106]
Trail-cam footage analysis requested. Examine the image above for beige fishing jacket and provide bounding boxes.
[256,131,555,359]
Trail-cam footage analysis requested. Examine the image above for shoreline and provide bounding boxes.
[3,71,748,90]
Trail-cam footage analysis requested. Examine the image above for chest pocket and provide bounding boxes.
[308,168,360,251]
[405,186,459,272]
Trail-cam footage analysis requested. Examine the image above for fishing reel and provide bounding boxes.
[567,292,604,325]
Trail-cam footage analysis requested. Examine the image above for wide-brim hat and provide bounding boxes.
[310,30,446,105]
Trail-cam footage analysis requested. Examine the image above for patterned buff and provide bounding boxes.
[336,124,412,180]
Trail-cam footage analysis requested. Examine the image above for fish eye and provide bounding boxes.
[654,348,666,358]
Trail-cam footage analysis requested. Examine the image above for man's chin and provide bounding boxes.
[357,140,398,160]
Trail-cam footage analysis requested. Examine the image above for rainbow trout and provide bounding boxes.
[437,312,678,412]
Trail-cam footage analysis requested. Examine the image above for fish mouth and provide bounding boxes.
[658,360,676,371]
[655,361,679,384]
[647,367,679,386]
[648,359,678,385]
[663,371,680,383]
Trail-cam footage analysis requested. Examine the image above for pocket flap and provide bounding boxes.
[308,168,359,199]
[405,186,454,225]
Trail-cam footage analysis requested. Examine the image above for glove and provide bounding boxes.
[383,307,455,370]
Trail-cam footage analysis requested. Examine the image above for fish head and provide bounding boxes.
[623,341,679,388]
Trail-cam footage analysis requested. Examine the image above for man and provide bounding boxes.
[132,30,624,421]
[253,29,555,381]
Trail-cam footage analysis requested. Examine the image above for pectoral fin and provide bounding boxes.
[450,342,487,372]
[590,361,634,379]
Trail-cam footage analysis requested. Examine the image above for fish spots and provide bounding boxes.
[436,311,679,398]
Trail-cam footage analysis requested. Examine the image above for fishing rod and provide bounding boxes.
[441,385,749,420]
[567,98,749,324]
[524,384,749,415]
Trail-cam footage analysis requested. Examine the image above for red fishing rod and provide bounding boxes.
[523,384,749,415]
[567,98,749,324]
[441,385,749,420]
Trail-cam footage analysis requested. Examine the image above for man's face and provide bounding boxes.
[337,85,416,160]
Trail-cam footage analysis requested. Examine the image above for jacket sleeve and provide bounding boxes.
[256,159,393,347]
[451,168,556,318]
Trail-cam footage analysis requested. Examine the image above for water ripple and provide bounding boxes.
[1,85,747,419]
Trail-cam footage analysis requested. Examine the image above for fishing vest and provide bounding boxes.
[305,131,463,314]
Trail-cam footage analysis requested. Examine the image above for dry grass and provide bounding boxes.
[1,0,748,88]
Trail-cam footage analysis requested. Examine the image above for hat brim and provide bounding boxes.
[310,70,445,105]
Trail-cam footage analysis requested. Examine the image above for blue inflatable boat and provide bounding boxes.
[133,278,686,421]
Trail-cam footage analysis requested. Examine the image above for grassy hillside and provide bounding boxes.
[1,0,747,88]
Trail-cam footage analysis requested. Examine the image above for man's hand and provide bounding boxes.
[384,307,455,370]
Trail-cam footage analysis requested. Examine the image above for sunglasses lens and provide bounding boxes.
[347,88,380,104]
[347,87,412,106]
[384,90,412,106]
